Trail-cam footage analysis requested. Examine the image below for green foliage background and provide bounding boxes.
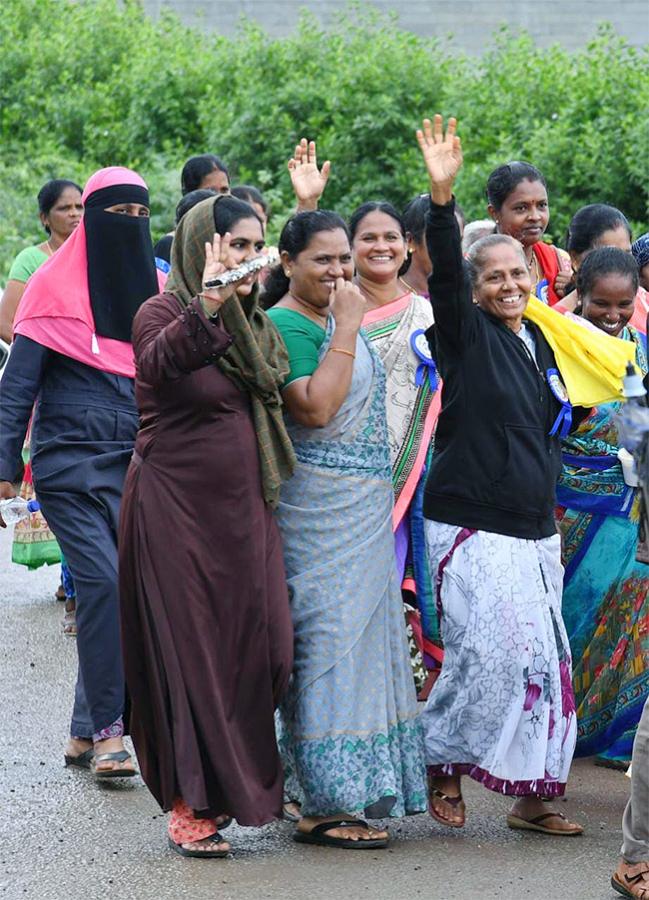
[1,0,648,277]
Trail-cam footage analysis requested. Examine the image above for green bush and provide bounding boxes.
[1,0,647,278]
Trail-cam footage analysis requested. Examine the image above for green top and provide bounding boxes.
[8,245,48,283]
[266,307,326,386]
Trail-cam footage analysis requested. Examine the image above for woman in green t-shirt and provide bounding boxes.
[265,211,427,850]
[0,179,82,631]
[0,179,82,342]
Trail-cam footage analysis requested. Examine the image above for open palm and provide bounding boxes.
[416,115,463,186]
[288,138,330,205]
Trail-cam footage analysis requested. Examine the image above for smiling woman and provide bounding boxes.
[349,198,442,684]
[416,115,589,837]
[556,246,648,769]
[265,210,427,850]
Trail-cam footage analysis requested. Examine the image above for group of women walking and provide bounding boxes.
[0,117,647,889]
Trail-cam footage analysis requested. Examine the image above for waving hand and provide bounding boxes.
[288,138,331,212]
[416,115,463,205]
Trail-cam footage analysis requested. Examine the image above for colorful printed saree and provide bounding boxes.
[557,326,649,762]
[362,293,442,670]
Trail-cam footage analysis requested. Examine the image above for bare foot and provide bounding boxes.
[297,815,388,842]
[428,774,465,826]
[509,797,583,834]
[612,860,649,898]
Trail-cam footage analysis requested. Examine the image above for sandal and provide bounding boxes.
[64,747,95,769]
[168,832,230,859]
[91,749,137,779]
[62,600,76,636]
[507,811,583,836]
[283,801,302,823]
[293,818,389,850]
[428,788,466,828]
[612,862,649,898]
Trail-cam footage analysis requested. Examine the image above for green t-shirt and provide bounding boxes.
[8,245,48,283]
[266,307,326,386]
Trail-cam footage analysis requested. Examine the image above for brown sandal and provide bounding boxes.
[428,788,466,828]
[612,862,649,898]
[507,811,583,836]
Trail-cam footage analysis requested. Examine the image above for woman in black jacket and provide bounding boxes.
[416,116,583,836]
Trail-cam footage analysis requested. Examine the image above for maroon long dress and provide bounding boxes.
[119,292,293,825]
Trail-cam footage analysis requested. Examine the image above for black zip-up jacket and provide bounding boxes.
[423,197,588,540]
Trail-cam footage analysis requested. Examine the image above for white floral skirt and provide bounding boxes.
[422,521,577,797]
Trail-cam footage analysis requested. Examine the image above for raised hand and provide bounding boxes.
[416,115,463,204]
[288,138,331,212]
[200,232,241,313]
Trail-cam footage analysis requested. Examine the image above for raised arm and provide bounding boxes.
[133,232,240,386]
[288,139,331,213]
[416,115,474,351]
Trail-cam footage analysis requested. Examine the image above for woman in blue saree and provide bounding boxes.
[264,210,427,849]
[557,247,649,765]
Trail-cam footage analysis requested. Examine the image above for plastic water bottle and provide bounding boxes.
[0,497,40,524]
[616,363,649,452]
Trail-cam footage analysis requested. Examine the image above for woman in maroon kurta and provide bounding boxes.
[119,195,295,857]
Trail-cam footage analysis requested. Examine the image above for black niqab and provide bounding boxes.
[84,183,159,342]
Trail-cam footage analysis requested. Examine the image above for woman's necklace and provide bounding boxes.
[288,293,328,325]
[528,250,540,288]
[357,279,403,309]
[399,276,418,295]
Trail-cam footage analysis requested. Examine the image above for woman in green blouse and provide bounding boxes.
[0,179,82,627]
[0,179,82,342]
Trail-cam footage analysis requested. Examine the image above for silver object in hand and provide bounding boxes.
[203,253,277,289]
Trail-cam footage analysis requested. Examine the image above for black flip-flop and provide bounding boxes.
[293,819,389,849]
[91,749,138,779]
[64,748,95,770]
[168,832,230,858]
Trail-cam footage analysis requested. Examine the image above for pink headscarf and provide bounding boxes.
[14,166,165,378]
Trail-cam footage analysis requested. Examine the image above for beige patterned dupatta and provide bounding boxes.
[362,292,441,530]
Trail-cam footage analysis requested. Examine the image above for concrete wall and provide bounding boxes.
[142,1,648,52]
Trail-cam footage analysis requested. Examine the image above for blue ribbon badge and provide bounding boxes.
[410,329,438,391]
[547,368,572,437]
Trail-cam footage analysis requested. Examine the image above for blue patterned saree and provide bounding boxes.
[557,327,648,762]
[275,322,427,818]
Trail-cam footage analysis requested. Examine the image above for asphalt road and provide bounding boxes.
[0,524,632,900]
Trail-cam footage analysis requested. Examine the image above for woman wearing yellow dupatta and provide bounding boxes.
[416,114,633,836]
[555,248,648,770]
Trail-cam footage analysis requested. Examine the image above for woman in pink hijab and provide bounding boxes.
[0,167,160,780]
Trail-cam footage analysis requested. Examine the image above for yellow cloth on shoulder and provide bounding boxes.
[523,295,636,406]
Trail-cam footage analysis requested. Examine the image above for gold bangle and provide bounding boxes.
[328,347,356,359]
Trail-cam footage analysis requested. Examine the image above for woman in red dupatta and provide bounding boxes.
[486,161,572,306]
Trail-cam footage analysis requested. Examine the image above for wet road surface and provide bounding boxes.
[0,525,631,900]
